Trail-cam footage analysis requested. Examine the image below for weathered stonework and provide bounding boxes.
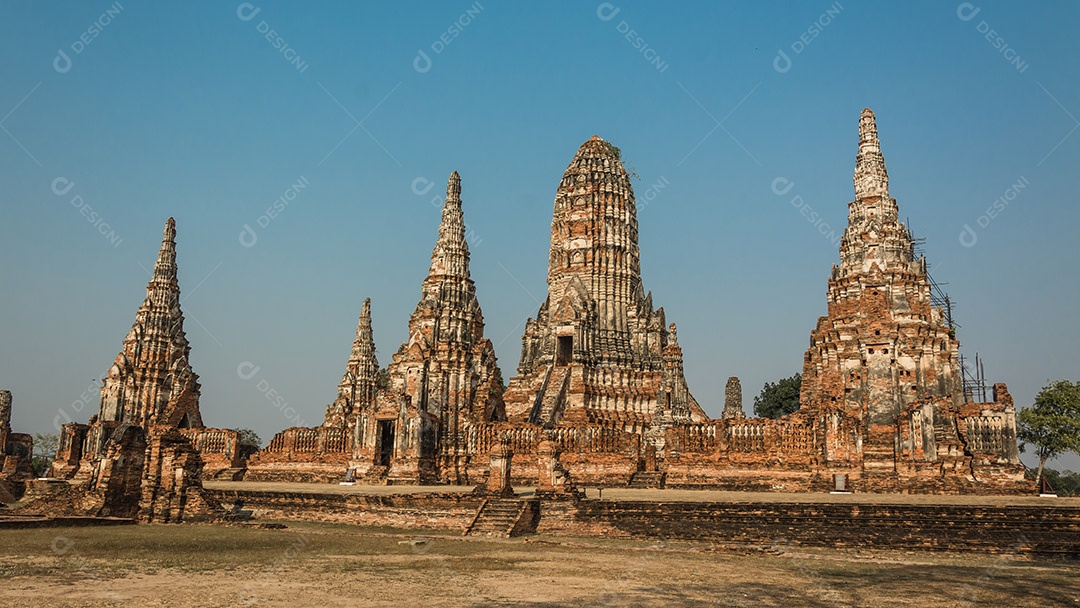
[346,172,506,484]
[0,390,34,502]
[722,377,745,419]
[503,136,706,435]
[797,108,1025,489]
[323,297,379,435]
[245,123,1027,495]
[100,218,203,429]
[40,219,231,520]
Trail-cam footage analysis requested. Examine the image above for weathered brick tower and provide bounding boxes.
[54,218,207,479]
[97,217,204,430]
[323,297,379,438]
[349,172,505,484]
[503,136,706,433]
[44,219,231,519]
[800,109,1021,487]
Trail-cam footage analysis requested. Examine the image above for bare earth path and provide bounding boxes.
[0,522,1077,607]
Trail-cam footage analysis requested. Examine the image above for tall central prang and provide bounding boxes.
[503,136,705,432]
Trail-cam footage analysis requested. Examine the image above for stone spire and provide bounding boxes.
[351,170,505,484]
[325,298,380,429]
[722,377,745,419]
[98,218,202,429]
[0,390,11,450]
[801,108,967,475]
[853,108,889,201]
[427,171,470,280]
[838,108,914,274]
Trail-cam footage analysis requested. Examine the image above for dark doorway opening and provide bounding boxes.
[556,335,573,366]
[377,420,395,467]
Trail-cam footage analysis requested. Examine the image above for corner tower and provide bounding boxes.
[800,109,968,475]
[350,172,505,484]
[98,218,203,429]
[503,136,705,432]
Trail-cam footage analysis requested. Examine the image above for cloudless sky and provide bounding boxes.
[2,1,1078,471]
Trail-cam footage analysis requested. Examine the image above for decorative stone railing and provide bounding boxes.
[465,422,636,456]
[178,428,240,460]
[261,426,351,456]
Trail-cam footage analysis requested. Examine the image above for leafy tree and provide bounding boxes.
[753,373,802,419]
[1017,380,1080,489]
[32,432,59,477]
[1025,467,1080,496]
[234,428,262,459]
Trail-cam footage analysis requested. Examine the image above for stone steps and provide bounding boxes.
[627,471,666,489]
[535,367,570,427]
[464,499,537,537]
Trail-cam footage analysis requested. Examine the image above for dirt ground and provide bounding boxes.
[0,521,1077,608]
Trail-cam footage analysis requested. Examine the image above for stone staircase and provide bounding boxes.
[627,471,666,489]
[212,467,247,481]
[463,498,539,537]
[531,366,570,427]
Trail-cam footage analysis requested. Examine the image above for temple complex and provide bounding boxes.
[195,115,1029,494]
[502,136,706,433]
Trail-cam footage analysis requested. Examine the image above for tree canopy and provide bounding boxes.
[753,373,802,419]
[1017,379,1080,489]
[234,428,263,459]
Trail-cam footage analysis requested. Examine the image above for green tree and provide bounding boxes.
[234,428,263,459]
[32,432,59,477]
[1017,380,1080,489]
[753,373,802,419]
[1025,467,1080,496]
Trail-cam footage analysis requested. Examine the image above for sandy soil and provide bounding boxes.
[0,522,1077,607]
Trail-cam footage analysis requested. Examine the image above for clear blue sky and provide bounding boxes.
[2,2,1078,471]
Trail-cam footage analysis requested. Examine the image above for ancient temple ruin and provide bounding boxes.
[0,391,34,503]
[45,219,233,520]
[247,118,1027,494]
[503,135,706,433]
[351,171,506,484]
[323,297,380,437]
[797,108,1024,490]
